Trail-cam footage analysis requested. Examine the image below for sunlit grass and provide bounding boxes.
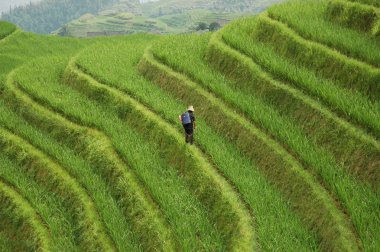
[268,0,380,67]
[150,32,379,251]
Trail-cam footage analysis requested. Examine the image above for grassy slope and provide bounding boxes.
[0,130,79,251]
[60,0,278,37]
[217,18,380,185]
[268,0,380,67]
[220,16,380,140]
[325,0,380,33]
[0,0,379,251]
[65,39,256,251]
[75,38,320,251]
[208,4,380,251]
[63,10,247,37]
[0,29,148,251]
[0,100,139,251]
[347,0,380,8]
[1,80,116,251]
[147,33,369,251]
[8,49,230,251]
[7,56,187,252]
[250,14,380,101]
[0,177,51,251]
[0,21,16,40]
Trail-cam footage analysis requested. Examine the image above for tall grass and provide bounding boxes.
[0,100,140,251]
[75,39,323,251]
[66,62,256,251]
[0,1,379,250]
[325,0,380,33]
[0,146,78,251]
[6,58,183,252]
[0,112,116,251]
[148,33,379,251]
[0,28,123,83]
[8,54,227,251]
[206,31,380,188]
[0,178,51,251]
[220,17,380,139]
[347,0,380,8]
[251,14,380,100]
[0,21,16,40]
[141,51,360,251]
[267,0,380,67]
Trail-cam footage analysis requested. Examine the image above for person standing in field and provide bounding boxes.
[179,106,196,144]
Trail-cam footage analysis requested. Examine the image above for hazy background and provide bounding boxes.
[0,0,40,14]
[0,0,158,13]
[0,0,284,36]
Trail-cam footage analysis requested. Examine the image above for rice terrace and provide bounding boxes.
[0,0,379,251]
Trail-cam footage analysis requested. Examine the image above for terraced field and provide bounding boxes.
[0,0,379,251]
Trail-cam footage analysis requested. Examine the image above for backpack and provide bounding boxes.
[181,112,191,125]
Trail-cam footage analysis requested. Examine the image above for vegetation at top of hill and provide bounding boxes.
[1,0,284,36]
[212,0,272,12]
[0,0,39,14]
[326,0,380,35]
[0,21,15,39]
[57,0,284,37]
[347,0,380,8]
[0,0,137,34]
[0,0,379,251]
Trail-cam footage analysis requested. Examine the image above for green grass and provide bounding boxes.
[0,102,116,251]
[267,0,380,67]
[0,21,16,40]
[209,26,380,188]
[326,0,380,33]
[5,57,182,252]
[250,14,380,100]
[0,100,140,251]
[143,52,353,251]
[0,132,78,251]
[147,33,379,251]
[67,62,256,251]
[347,0,380,8]
[212,22,379,252]
[219,16,380,139]
[0,177,51,251]
[0,0,379,250]
[6,52,233,251]
[74,38,322,251]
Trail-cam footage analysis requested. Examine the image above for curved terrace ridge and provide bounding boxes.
[263,12,380,71]
[254,13,380,100]
[0,87,116,251]
[268,1,380,65]
[0,177,51,251]
[347,0,380,9]
[205,28,379,251]
[4,64,176,252]
[138,49,361,252]
[0,22,18,42]
[65,57,256,252]
[207,31,380,189]
[217,18,380,140]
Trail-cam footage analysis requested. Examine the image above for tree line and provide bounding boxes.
[1,0,120,34]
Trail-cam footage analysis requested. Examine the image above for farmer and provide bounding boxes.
[179,105,196,144]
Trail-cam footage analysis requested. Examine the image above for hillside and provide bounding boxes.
[58,0,284,37]
[0,0,379,251]
[0,0,41,14]
[1,0,284,36]
[0,0,124,34]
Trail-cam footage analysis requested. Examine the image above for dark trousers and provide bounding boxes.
[183,124,194,144]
